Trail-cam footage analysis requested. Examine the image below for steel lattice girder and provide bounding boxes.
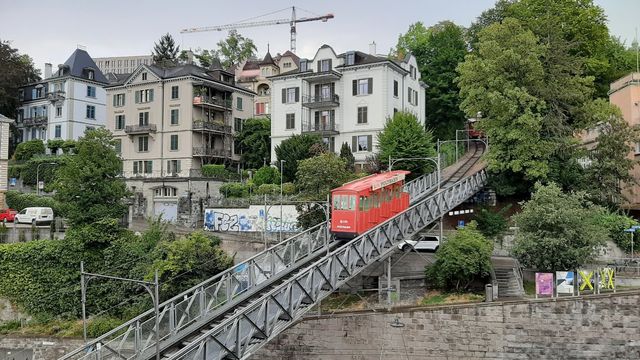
[166,170,486,360]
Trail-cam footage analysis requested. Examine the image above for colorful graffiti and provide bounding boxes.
[204,205,301,233]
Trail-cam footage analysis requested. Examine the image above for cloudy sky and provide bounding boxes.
[1,0,638,73]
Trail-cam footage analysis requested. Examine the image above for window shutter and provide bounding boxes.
[149,89,154,102]
[282,88,286,103]
[113,95,116,106]
[367,135,372,151]
[135,91,140,103]
[177,160,181,173]
[133,162,138,174]
[167,160,171,172]
[330,83,335,95]
[328,59,332,71]
[330,110,335,123]
[352,136,357,152]
[314,111,320,124]
[352,80,357,96]
[295,87,299,102]
[368,78,373,94]
[317,61,321,72]
[315,84,320,97]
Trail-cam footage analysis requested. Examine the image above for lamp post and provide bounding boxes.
[36,162,57,195]
[624,225,640,260]
[279,159,285,242]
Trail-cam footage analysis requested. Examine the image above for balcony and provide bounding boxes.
[46,90,66,103]
[124,124,157,135]
[193,96,232,111]
[302,94,339,109]
[300,70,342,83]
[302,120,339,135]
[22,116,48,127]
[192,120,232,134]
[192,147,232,158]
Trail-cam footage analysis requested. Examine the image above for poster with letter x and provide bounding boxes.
[598,267,615,293]
[577,269,596,295]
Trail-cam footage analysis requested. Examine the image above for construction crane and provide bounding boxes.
[180,6,334,53]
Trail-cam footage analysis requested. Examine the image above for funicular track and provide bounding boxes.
[60,146,486,360]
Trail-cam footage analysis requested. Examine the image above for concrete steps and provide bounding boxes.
[492,257,525,298]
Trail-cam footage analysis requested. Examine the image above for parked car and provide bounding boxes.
[0,209,17,223]
[398,235,442,252]
[15,207,54,225]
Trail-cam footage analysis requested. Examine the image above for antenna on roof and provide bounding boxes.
[77,44,87,51]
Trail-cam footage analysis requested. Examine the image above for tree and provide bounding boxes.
[582,99,640,209]
[47,139,64,155]
[394,21,467,139]
[236,118,270,169]
[466,0,515,48]
[296,153,351,200]
[13,139,45,160]
[212,30,257,69]
[275,134,323,182]
[512,183,608,271]
[55,129,129,226]
[252,166,280,187]
[425,222,493,292]
[152,33,180,64]
[377,111,436,177]
[0,40,40,119]
[339,142,356,172]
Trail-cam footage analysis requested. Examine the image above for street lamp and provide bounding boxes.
[388,156,441,191]
[623,225,640,260]
[36,162,57,196]
[279,159,285,242]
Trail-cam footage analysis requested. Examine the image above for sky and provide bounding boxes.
[0,0,638,74]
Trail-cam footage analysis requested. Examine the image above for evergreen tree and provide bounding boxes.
[339,142,356,172]
[152,33,180,64]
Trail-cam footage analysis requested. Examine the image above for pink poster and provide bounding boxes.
[535,273,554,297]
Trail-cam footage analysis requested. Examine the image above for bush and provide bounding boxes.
[19,156,68,186]
[474,204,511,238]
[87,317,123,338]
[47,139,65,155]
[597,212,637,253]
[201,164,227,178]
[426,222,493,292]
[253,166,281,187]
[219,182,249,198]
[8,164,25,179]
[256,183,280,195]
[5,191,68,216]
[282,182,296,195]
[14,139,45,161]
[60,140,76,154]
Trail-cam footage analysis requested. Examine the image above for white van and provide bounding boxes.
[398,235,441,252]
[15,207,54,225]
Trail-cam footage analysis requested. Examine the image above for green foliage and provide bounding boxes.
[54,129,128,226]
[296,153,351,200]
[256,184,279,196]
[86,317,124,338]
[46,139,64,154]
[253,166,281,187]
[394,21,468,139]
[60,140,76,154]
[596,212,638,253]
[377,111,436,177]
[5,191,67,216]
[474,204,512,238]
[152,33,180,64]
[219,182,249,198]
[19,156,68,187]
[282,182,296,195]
[275,134,323,182]
[211,30,257,69]
[339,142,356,172]
[425,222,493,292]
[296,203,327,230]
[8,164,24,179]
[201,164,227,178]
[512,183,608,271]
[236,118,271,169]
[14,139,45,161]
[0,39,41,124]
[148,231,233,298]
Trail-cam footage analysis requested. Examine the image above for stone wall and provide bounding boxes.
[256,291,640,359]
[0,337,84,360]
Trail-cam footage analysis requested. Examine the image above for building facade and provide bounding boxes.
[269,44,426,165]
[105,62,254,224]
[16,49,108,144]
[94,55,153,75]
[0,114,14,208]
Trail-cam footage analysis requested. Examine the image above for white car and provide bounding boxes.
[398,235,441,252]
[15,207,54,225]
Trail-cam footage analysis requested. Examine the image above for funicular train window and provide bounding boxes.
[359,196,364,211]
[341,195,348,210]
[349,195,356,210]
[333,195,341,209]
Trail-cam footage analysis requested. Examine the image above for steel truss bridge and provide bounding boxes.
[60,144,486,360]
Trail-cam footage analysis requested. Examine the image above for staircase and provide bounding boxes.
[492,257,525,298]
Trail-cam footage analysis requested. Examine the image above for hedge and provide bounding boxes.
[19,156,68,186]
[219,182,249,198]
[256,184,280,195]
[5,191,68,217]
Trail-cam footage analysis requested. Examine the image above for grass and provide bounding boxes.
[319,293,367,312]
[523,280,536,296]
[0,316,125,338]
[419,291,484,306]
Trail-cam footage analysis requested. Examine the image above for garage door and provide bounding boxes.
[154,201,177,222]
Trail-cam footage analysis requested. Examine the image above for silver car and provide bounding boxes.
[398,235,441,252]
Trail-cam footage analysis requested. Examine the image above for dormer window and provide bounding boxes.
[88,70,94,80]
[346,52,355,66]
[142,72,148,81]
[300,60,307,72]
[318,59,331,72]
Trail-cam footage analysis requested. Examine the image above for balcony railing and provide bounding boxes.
[124,124,157,135]
[22,116,48,127]
[192,147,232,158]
[193,95,232,110]
[302,94,339,108]
[46,90,66,103]
[302,120,339,134]
[192,120,232,133]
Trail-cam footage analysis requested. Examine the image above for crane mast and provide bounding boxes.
[180,6,334,53]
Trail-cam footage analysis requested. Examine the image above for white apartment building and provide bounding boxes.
[105,61,254,224]
[269,44,426,165]
[16,49,108,144]
[0,114,13,208]
[94,55,153,75]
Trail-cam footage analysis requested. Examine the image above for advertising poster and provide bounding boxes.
[535,273,554,298]
[555,271,575,296]
[598,267,615,292]
[577,269,596,294]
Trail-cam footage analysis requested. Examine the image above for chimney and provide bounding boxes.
[187,50,194,65]
[44,63,52,79]
[369,41,377,55]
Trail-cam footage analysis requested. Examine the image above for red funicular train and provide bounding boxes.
[330,170,410,239]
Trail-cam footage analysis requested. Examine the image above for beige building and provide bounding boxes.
[94,55,153,75]
[609,72,640,210]
[106,62,254,224]
[0,114,14,208]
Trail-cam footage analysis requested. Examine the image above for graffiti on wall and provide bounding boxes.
[204,205,301,233]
